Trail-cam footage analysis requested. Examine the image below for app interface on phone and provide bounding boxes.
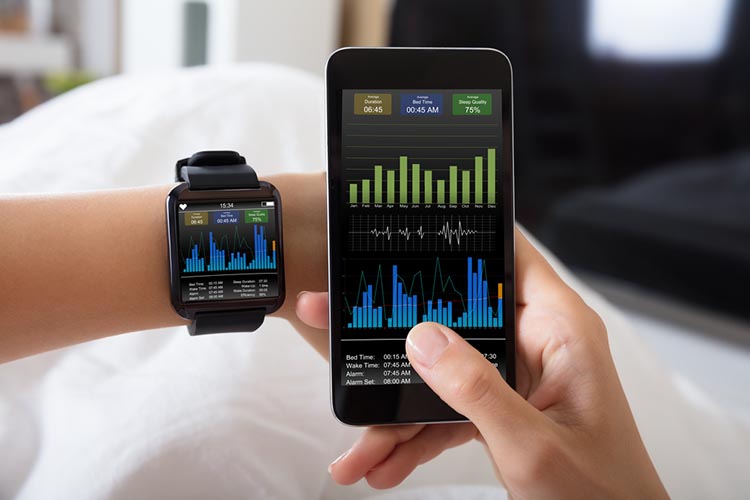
[339,90,507,386]
[176,200,280,302]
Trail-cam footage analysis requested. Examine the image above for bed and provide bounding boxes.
[0,64,748,499]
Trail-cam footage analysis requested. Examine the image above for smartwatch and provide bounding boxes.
[166,151,285,335]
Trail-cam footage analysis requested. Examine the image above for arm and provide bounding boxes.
[0,172,329,363]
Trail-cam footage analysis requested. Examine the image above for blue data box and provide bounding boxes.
[400,93,443,115]
[212,210,240,224]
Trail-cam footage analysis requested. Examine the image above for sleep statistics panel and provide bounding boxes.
[177,200,280,302]
[339,89,507,386]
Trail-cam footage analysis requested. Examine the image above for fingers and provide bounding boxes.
[406,322,545,462]
[364,423,478,489]
[329,423,477,488]
[514,227,573,307]
[329,425,423,485]
[295,291,329,329]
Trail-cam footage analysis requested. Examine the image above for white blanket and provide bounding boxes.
[0,64,748,499]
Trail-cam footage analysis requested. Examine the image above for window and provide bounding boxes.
[588,0,735,61]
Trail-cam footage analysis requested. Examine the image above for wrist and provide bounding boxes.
[164,169,327,347]
[264,173,328,312]
[264,172,329,355]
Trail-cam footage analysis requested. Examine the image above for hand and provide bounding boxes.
[296,229,668,499]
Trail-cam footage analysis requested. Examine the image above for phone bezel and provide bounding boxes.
[326,47,515,425]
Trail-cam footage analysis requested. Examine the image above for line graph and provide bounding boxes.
[349,213,495,252]
[182,224,277,273]
[344,256,503,330]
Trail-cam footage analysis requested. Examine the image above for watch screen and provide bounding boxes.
[176,200,280,302]
[339,89,506,386]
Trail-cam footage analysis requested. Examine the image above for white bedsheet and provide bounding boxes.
[0,64,748,499]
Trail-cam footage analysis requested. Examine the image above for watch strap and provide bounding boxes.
[176,150,259,190]
[188,309,266,335]
[176,150,267,335]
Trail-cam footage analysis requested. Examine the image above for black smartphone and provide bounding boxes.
[326,47,515,425]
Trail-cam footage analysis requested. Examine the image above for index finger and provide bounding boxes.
[514,226,576,307]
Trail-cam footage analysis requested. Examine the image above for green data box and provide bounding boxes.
[452,93,492,115]
[244,209,269,223]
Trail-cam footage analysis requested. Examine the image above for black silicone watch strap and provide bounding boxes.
[187,309,266,335]
[176,150,259,189]
[176,150,266,335]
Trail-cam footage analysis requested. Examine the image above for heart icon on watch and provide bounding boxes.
[179,204,187,210]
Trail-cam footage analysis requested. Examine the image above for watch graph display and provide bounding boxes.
[339,89,506,386]
[176,200,280,302]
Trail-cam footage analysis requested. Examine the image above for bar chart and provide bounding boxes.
[347,148,497,206]
[183,224,277,273]
[345,256,503,330]
[340,89,506,337]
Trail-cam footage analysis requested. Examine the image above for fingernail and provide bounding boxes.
[328,449,349,474]
[407,324,449,368]
[295,292,308,318]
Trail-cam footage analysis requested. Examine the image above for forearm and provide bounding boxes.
[0,172,328,362]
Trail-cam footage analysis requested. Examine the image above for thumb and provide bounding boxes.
[295,291,329,329]
[405,322,543,454]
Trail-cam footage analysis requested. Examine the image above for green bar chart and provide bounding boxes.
[348,148,497,206]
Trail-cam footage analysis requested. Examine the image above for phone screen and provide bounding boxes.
[327,48,514,424]
[337,89,507,387]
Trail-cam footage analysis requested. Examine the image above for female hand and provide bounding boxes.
[296,229,668,499]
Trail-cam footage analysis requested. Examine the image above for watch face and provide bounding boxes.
[167,184,284,316]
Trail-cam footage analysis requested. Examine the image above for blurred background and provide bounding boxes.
[1,0,748,419]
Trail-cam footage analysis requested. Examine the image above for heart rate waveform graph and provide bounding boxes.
[345,256,503,330]
[348,214,495,252]
[183,224,277,272]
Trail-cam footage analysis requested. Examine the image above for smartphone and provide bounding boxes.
[326,48,515,425]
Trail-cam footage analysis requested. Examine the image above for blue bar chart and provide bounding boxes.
[346,256,503,329]
[183,224,277,273]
